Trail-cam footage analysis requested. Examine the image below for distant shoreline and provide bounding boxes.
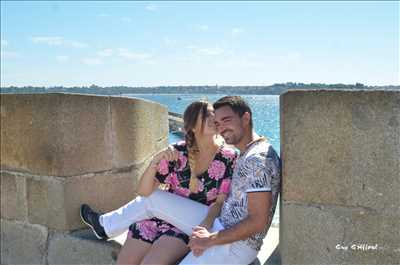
[1,83,399,96]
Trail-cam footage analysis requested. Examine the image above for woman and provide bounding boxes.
[116,101,237,265]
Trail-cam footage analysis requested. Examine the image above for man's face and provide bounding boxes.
[214,106,245,145]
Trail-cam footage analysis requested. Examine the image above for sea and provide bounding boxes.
[124,93,281,226]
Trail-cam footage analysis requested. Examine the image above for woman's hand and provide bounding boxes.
[150,145,180,168]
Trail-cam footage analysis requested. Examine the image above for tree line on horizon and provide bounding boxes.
[1,82,398,95]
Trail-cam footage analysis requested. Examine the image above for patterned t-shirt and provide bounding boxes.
[219,138,281,251]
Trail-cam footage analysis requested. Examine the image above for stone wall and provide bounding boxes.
[1,93,169,264]
[280,90,400,265]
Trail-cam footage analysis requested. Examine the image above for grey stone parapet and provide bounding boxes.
[1,93,169,264]
[280,90,400,265]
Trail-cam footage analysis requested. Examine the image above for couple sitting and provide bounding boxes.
[80,96,281,265]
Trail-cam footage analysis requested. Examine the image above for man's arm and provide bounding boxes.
[197,193,226,230]
[189,191,271,254]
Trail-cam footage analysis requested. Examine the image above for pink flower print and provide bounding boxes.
[174,187,191,197]
[177,153,187,171]
[208,160,226,181]
[207,188,218,202]
[165,172,179,188]
[158,159,169,175]
[221,148,237,161]
[219,179,231,194]
[137,220,158,241]
[159,223,172,233]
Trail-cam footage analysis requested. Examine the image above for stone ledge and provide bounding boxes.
[1,219,48,265]
[0,93,168,177]
[48,229,120,265]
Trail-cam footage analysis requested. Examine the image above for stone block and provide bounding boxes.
[25,168,141,230]
[281,202,400,265]
[1,93,168,177]
[280,90,400,213]
[1,93,112,176]
[26,176,67,230]
[47,229,120,265]
[0,219,48,265]
[110,96,169,168]
[0,171,28,221]
[63,169,142,230]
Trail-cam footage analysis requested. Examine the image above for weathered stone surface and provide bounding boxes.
[0,219,48,265]
[281,203,400,265]
[64,169,142,230]
[110,96,169,168]
[26,176,67,230]
[0,171,28,221]
[1,93,168,177]
[25,168,142,231]
[281,90,400,213]
[47,229,120,265]
[1,93,112,176]
[280,203,348,265]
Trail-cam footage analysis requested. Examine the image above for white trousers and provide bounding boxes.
[100,190,258,264]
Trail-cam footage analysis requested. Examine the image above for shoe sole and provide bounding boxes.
[80,206,105,240]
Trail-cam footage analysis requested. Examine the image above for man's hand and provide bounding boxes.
[188,226,215,257]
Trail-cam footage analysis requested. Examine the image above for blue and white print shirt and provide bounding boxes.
[219,139,281,251]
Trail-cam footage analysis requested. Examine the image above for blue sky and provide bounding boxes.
[1,1,398,87]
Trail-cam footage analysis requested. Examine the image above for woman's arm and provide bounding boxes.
[198,193,227,230]
[136,160,160,196]
[137,146,179,197]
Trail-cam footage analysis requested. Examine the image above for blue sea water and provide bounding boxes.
[125,93,281,225]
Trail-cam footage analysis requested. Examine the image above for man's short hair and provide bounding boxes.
[213,96,253,128]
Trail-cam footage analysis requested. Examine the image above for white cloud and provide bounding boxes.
[118,48,152,60]
[70,41,89,48]
[1,40,8,47]
[82,58,103,65]
[1,51,20,60]
[163,38,177,47]
[198,25,209,32]
[32,36,64,46]
[56,55,69,63]
[231,27,244,36]
[145,4,157,11]
[31,36,88,48]
[197,47,224,56]
[185,45,197,50]
[121,17,132,23]
[97,49,114,57]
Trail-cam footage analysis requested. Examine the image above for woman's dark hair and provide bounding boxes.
[183,100,210,192]
[213,96,253,128]
[183,100,209,149]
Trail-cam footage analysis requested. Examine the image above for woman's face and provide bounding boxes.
[194,105,217,136]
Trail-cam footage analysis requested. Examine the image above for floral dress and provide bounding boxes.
[128,141,238,244]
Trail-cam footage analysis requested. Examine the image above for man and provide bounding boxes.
[81,96,281,264]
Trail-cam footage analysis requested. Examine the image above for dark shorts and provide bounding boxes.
[128,217,189,245]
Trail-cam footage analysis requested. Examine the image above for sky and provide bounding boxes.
[1,1,398,87]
